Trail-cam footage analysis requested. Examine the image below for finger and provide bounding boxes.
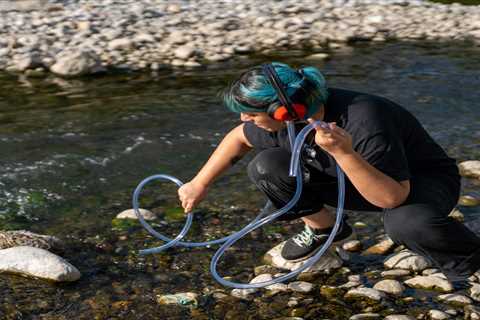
[307,118,330,132]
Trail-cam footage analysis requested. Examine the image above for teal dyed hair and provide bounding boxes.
[223,62,329,118]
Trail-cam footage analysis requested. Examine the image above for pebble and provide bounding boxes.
[458,160,480,179]
[437,293,472,306]
[373,279,405,296]
[116,208,157,221]
[345,287,386,301]
[362,237,395,255]
[404,275,453,293]
[428,310,450,320]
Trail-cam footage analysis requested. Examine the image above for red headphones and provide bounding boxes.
[262,63,309,121]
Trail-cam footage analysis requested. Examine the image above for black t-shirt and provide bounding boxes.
[243,87,458,181]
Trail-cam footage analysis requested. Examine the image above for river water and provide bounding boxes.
[1,42,479,319]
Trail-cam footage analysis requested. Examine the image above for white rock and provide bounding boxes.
[384,316,415,320]
[345,287,386,301]
[343,240,362,252]
[304,53,330,60]
[428,310,450,320]
[470,283,480,302]
[108,38,134,51]
[381,269,411,277]
[458,160,480,179]
[437,293,472,305]
[404,275,453,292]
[50,50,103,77]
[349,313,381,320]
[288,281,314,293]
[174,45,196,60]
[373,279,405,295]
[116,208,157,221]
[0,246,80,282]
[263,241,343,273]
[384,250,431,271]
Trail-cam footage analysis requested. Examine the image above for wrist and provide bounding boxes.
[332,150,357,163]
[191,176,210,189]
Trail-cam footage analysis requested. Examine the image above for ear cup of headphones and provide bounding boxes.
[267,103,307,121]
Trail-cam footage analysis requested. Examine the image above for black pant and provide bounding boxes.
[247,148,480,282]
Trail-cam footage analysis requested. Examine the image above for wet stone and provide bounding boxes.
[157,292,198,307]
[381,269,411,277]
[288,281,314,293]
[404,275,453,293]
[373,279,405,296]
[458,160,480,179]
[0,230,62,251]
[345,287,386,301]
[362,236,395,255]
[437,293,472,306]
[116,208,157,221]
[384,316,415,320]
[343,240,362,252]
[350,313,381,320]
[384,249,431,272]
[469,283,480,302]
[428,310,450,319]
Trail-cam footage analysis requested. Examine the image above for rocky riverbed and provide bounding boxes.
[1,0,480,76]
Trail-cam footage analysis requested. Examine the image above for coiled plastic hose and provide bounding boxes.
[132,121,346,289]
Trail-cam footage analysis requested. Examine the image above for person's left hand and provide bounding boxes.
[307,119,353,158]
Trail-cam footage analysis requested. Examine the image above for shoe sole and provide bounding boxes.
[283,229,357,263]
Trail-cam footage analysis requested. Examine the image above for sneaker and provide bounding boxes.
[281,218,354,262]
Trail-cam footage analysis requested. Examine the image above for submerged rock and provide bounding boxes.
[373,279,405,296]
[428,310,450,320]
[384,250,431,272]
[0,230,62,251]
[345,287,386,301]
[404,275,453,293]
[0,246,80,282]
[263,241,343,273]
[157,292,198,306]
[116,208,157,221]
[437,293,472,306]
[349,313,381,319]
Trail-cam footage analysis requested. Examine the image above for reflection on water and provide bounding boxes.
[1,42,480,318]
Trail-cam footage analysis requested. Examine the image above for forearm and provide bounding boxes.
[192,126,251,188]
[334,151,409,208]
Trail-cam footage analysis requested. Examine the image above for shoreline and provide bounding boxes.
[0,0,479,76]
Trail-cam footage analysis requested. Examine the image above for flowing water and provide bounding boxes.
[1,42,480,319]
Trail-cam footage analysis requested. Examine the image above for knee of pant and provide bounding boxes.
[383,204,437,243]
[247,148,290,183]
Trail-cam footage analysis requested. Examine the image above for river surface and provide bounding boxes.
[1,42,479,319]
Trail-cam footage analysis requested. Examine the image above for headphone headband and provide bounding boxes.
[261,63,299,119]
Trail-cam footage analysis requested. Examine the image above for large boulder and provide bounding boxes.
[0,246,80,282]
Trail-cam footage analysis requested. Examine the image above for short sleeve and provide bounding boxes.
[356,131,411,182]
[243,122,279,150]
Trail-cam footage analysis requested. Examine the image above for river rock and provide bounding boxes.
[428,310,450,320]
[363,236,395,255]
[381,269,411,277]
[263,241,343,273]
[470,283,480,302]
[384,316,415,320]
[50,50,104,76]
[384,249,431,271]
[108,38,134,50]
[288,281,314,293]
[116,208,157,221]
[174,45,196,60]
[349,314,381,320]
[0,246,80,282]
[458,160,480,179]
[345,287,386,301]
[157,292,198,306]
[464,305,480,320]
[0,230,62,251]
[342,240,362,252]
[437,293,472,306]
[459,195,480,207]
[373,279,405,295]
[448,208,464,221]
[404,275,453,292]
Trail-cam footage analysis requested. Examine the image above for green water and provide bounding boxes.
[1,42,480,319]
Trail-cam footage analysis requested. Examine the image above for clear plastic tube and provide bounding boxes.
[132,121,345,288]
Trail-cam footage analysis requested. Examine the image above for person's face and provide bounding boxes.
[240,112,285,132]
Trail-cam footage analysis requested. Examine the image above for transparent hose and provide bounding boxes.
[132,121,345,288]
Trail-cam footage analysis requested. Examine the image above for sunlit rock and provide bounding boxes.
[0,246,80,282]
[384,250,431,272]
[116,208,156,221]
[373,279,405,296]
[404,275,453,293]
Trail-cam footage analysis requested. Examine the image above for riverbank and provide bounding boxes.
[0,0,479,76]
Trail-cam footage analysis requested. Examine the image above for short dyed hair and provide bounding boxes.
[223,62,328,118]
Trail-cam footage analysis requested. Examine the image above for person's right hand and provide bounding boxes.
[177,180,208,213]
